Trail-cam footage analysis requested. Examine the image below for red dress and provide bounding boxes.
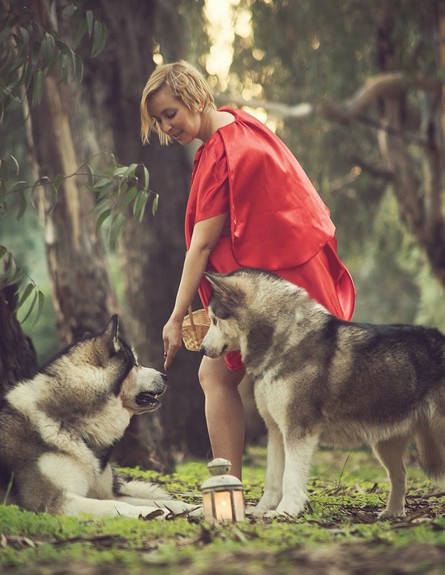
[185,107,356,370]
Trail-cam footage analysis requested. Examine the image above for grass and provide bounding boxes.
[1,447,445,574]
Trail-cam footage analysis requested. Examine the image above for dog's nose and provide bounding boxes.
[161,373,168,382]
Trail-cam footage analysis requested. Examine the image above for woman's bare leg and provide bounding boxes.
[198,356,246,479]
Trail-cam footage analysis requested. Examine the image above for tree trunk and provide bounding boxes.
[27,0,184,471]
[30,70,121,345]
[81,0,210,468]
[375,0,445,290]
[0,283,38,397]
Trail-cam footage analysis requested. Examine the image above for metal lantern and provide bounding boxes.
[201,458,245,523]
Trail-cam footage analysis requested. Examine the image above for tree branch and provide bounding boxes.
[218,72,441,128]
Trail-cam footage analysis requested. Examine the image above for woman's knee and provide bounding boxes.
[198,357,244,394]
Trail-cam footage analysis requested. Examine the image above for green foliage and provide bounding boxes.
[86,154,157,250]
[0,245,44,328]
[228,0,445,327]
[0,202,58,360]
[1,449,445,574]
[0,153,156,325]
[0,2,158,328]
[0,3,107,121]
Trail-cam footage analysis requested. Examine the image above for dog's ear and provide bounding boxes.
[204,272,238,299]
[204,272,227,292]
[103,315,121,353]
[204,272,245,309]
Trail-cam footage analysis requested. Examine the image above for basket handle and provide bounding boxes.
[188,305,196,332]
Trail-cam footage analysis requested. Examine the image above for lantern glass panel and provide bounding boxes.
[232,490,245,521]
[214,490,234,521]
[203,492,216,523]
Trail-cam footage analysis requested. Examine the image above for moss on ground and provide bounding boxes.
[1,448,445,575]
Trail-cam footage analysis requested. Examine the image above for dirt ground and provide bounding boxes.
[4,541,445,575]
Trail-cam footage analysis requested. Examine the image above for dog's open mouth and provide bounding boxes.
[135,391,161,408]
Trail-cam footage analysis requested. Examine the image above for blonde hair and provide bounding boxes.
[140,60,216,145]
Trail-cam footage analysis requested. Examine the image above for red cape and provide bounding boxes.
[185,108,355,369]
[186,107,355,319]
[189,107,336,269]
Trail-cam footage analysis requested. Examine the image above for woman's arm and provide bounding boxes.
[163,213,228,370]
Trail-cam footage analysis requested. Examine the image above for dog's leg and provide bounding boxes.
[115,495,202,516]
[373,435,410,518]
[116,481,201,516]
[113,478,201,516]
[252,419,284,515]
[274,432,319,517]
[61,493,170,518]
[116,479,171,500]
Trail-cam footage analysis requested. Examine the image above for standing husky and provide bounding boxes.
[0,315,199,518]
[200,268,445,518]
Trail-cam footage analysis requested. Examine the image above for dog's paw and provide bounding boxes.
[154,500,203,518]
[250,503,278,517]
[116,504,169,519]
[251,507,304,520]
[252,493,281,516]
[250,505,271,518]
[378,507,406,520]
[274,496,307,517]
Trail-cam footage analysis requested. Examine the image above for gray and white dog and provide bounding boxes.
[0,315,199,518]
[200,268,445,518]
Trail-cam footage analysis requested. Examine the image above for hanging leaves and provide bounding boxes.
[0,245,44,326]
[86,155,158,249]
[0,4,154,326]
[0,3,106,120]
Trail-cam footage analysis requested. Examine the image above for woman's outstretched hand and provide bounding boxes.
[162,316,183,371]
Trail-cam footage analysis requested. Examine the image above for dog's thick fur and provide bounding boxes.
[0,316,198,518]
[201,268,445,518]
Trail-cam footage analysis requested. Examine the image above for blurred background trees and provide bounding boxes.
[1,0,444,469]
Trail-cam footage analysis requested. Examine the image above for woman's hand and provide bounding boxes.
[162,316,183,371]
[162,214,228,371]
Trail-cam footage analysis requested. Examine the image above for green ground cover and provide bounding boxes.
[1,448,445,575]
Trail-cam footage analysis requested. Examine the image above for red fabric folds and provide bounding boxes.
[185,107,356,370]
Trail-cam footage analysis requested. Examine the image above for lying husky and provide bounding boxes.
[0,315,199,519]
[201,268,445,518]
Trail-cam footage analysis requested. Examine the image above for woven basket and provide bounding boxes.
[182,307,210,352]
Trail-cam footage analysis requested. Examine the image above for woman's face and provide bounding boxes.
[148,86,202,145]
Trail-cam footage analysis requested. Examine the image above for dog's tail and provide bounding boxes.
[414,417,445,483]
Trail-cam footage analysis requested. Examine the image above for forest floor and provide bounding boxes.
[1,447,445,575]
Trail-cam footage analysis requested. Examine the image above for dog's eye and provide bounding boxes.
[212,317,217,326]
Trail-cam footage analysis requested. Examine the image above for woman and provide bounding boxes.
[140,60,355,478]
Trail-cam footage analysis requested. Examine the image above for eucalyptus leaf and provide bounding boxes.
[91,20,107,58]
[16,189,27,220]
[16,282,34,309]
[19,287,38,325]
[31,69,44,107]
[151,193,159,217]
[120,187,139,212]
[86,10,94,37]
[95,208,112,236]
[108,213,125,250]
[143,166,150,192]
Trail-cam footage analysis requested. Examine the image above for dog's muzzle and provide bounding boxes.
[123,370,167,413]
[135,390,163,408]
[137,371,167,408]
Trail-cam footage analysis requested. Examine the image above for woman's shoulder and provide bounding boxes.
[212,109,235,131]
[194,131,227,175]
[218,106,256,124]
[217,106,272,139]
[197,129,225,159]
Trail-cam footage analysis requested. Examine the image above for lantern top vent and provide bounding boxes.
[201,458,243,492]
